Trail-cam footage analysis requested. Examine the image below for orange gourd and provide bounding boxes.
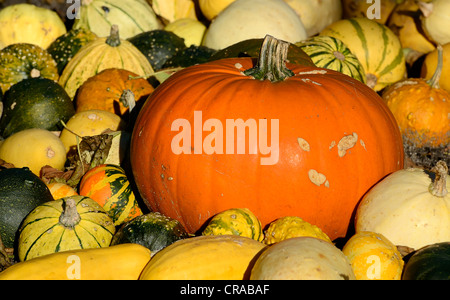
[75,68,154,118]
[130,35,404,240]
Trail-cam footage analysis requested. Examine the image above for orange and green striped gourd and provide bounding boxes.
[79,164,142,226]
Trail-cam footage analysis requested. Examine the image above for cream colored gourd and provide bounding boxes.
[151,0,197,23]
[202,0,307,50]
[0,128,66,176]
[283,0,342,36]
[0,4,66,49]
[419,0,450,45]
[59,109,126,155]
[198,0,237,20]
[250,237,356,280]
[0,244,151,280]
[164,18,207,47]
[355,161,450,250]
[139,235,266,280]
[73,0,161,39]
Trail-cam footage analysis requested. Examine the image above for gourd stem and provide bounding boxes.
[243,35,294,82]
[59,198,81,228]
[120,89,136,112]
[106,25,121,47]
[427,44,443,89]
[429,160,448,197]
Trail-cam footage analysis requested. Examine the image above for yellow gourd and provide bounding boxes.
[198,0,237,20]
[263,216,332,245]
[0,128,66,176]
[139,235,266,280]
[151,0,197,23]
[0,244,151,280]
[342,231,404,280]
[59,109,126,155]
[164,18,207,47]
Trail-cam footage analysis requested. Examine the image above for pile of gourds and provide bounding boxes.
[0,0,448,280]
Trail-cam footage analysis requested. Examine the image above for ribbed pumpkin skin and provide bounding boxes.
[58,28,154,98]
[130,59,404,241]
[73,0,161,39]
[18,196,115,261]
[79,164,142,226]
[296,35,366,84]
[320,17,406,91]
[0,43,58,94]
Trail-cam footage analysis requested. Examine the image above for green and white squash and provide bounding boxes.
[320,17,406,91]
[111,212,189,256]
[0,77,75,138]
[18,196,115,261]
[73,0,162,39]
[59,25,154,99]
[202,208,263,242]
[47,28,98,75]
[0,43,58,94]
[296,35,366,84]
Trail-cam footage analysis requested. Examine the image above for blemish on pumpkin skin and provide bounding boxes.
[297,137,310,152]
[308,169,329,187]
[46,147,55,158]
[337,133,358,157]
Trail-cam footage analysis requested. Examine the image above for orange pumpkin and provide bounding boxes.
[382,45,450,149]
[75,68,154,118]
[130,35,404,240]
[46,182,78,200]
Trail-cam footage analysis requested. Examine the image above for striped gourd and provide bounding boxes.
[46,182,78,200]
[79,164,143,226]
[59,25,154,99]
[202,208,263,242]
[18,196,115,261]
[73,0,162,39]
[296,36,366,84]
[320,17,406,91]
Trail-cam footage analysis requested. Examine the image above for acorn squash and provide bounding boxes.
[162,45,217,69]
[0,167,54,249]
[111,212,189,256]
[402,242,450,280]
[0,43,59,94]
[0,77,75,138]
[128,30,187,71]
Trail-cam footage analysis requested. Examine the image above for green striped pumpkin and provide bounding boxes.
[202,208,263,242]
[73,0,162,39]
[58,25,154,99]
[296,36,366,84]
[18,196,115,261]
[320,17,406,91]
[79,164,143,226]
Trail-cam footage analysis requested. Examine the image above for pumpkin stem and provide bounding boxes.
[120,89,136,112]
[429,160,448,197]
[426,44,443,89]
[59,197,81,228]
[106,25,121,47]
[243,35,294,82]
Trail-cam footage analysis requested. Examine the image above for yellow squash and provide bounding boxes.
[0,244,151,280]
[139,235,266,280]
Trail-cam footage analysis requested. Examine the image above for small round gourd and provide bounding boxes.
[46,182,78,200]
[342,231,404,280]
[202,208,263,242]
[0,128,66,176]
[164,18,207,47]
[59,109,126,155]
[263,216,332,245]
[18,195,115,261]
[250,237,356,280]
[78,164,142,225]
